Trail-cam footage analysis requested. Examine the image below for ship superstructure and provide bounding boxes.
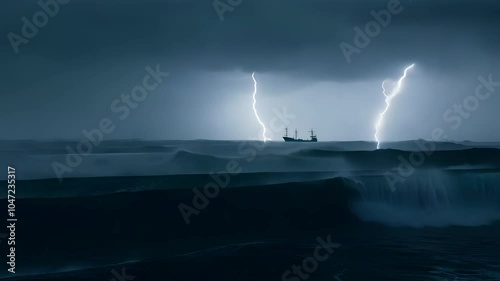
[283,127,317,142]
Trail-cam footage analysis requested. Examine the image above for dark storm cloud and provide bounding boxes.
[1,0,499,140]
[2,0,499,82]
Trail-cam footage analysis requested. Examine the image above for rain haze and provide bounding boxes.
[1,0,499,141]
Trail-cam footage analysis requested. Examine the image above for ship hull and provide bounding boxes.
[283,137,317,142]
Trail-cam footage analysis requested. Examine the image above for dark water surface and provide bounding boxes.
[1,140,499,280]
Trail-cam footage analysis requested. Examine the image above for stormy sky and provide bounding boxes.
[1,0,499,141]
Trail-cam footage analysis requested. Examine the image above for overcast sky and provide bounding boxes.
[1,0,499,141]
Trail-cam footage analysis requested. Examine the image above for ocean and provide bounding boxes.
[1,140,499,281]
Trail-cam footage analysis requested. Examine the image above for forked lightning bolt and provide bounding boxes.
[252,72,270,142]
[374,64,415,149]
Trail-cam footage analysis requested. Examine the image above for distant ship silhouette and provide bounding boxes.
[283,127,318,142]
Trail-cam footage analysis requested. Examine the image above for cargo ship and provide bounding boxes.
[283,127,318,142]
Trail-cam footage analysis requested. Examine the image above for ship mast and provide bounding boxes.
[285,127,288,137]
[294,128,298,140]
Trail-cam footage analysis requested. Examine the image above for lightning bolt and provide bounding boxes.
[374,63,415,149]
[252,72,271,142]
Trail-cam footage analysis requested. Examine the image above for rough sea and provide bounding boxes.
[1,140,499,281]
